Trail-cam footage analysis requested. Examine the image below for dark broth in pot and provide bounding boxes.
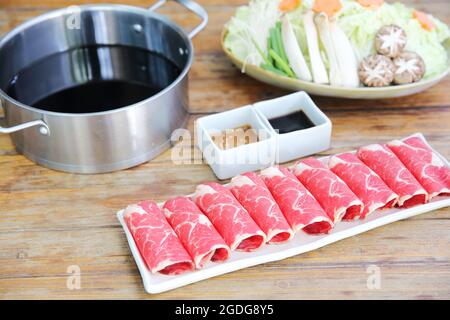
[6,45,182,113]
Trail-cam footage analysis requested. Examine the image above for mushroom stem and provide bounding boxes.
[314,12,342,86]
[315,12,359,87]
[303,11,329,84]
[330,20,360,87]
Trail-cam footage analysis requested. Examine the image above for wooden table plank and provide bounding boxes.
[0,213,449,299]
[0,0,449,299]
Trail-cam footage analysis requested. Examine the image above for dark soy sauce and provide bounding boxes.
[6,45,182,113]
[268,110,315,134]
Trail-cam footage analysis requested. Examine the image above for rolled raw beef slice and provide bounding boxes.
[387,136,450,199]
[229,172,293,244]
[260,167,333,235]
[124,200,194,275]
[357,144,428,207]
[194,182,266,252]
[163,197,230,269]
[328,153,398,218]
[292,157,364,221]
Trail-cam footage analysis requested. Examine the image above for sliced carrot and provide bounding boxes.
[413,10,435,31]
[279,0,301,12]
[312,0,342,17]
[357,0,384,8]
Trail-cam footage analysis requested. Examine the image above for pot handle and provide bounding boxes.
[0,99,50,135]
[149,0,208,39]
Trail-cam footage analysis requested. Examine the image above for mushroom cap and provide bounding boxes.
[359,54,395,87]
[375,24,407,58]
[393,51,426,84]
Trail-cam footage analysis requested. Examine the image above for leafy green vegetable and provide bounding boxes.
[275,22,290,63]
[269,49,296,77]
[267,37,274,65]
[267,24,296,77]
[224,0,280,69]
[261,63,289,76]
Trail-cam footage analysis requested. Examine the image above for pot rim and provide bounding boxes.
[0,4,194,118]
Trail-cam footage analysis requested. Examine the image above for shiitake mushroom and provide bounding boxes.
[359,54,396,87]
[392,51,426,84]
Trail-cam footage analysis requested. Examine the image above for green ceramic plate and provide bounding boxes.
[221,29,450,99]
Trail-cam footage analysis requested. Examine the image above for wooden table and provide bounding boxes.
[0,0,449,299]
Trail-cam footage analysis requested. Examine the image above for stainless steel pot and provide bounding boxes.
[0,0,207,173]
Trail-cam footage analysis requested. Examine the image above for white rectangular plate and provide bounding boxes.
[117,133,450,294]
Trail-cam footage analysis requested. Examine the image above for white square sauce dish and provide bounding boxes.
[196,105,277,179]
[254,92,332,163]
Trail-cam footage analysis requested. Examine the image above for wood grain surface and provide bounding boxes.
[0,0,449,299]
